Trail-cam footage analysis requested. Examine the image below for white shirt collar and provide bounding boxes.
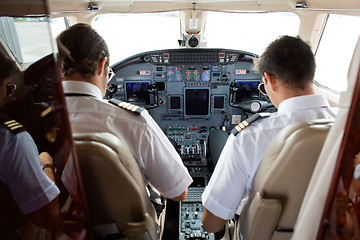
[277,94,330,114]
[62,81,103,100]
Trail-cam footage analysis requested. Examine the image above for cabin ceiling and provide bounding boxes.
[0,0,359,17]
[48,0,360,13]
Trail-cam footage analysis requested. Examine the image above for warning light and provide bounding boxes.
[235,70,247,75]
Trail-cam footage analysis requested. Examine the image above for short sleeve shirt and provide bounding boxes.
[62,81,192,199]
[0,127,60,215]
[202,94,337,220]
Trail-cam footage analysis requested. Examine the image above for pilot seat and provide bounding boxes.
[73,132,162,240]
[236,119,333,240]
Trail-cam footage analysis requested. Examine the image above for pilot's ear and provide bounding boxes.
[264,72,277,93]
[98,57,108,76]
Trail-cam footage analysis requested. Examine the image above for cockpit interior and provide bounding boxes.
[0,0,360,239]
[104,48,276,239]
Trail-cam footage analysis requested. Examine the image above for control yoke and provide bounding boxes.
[229,82,273,113]
[146,84,159,110]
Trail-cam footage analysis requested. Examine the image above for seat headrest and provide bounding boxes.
[73,132,145,187]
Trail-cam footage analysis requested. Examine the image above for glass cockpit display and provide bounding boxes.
[125,81,150,103]
[213,96,225,109]
[184,88,210,116]
[235,80,260,102]
[170,96,181,109]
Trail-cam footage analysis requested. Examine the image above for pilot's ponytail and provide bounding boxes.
[57,23,109,80]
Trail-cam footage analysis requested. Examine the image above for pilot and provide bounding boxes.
[0,51,60,236]
[201,35,337,233]
[57,24,192,203]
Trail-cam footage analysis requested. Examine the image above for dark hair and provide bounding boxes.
[57,23,109,80]
[254,35,316,89]
[0,50,19,85]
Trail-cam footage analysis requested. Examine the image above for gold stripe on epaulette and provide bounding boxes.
[232,119,253,135]
[3,119,24,132]
[122,102,131,109]
[235,121,247,131]
[10,125,23,131]
[126,104,134,110]
[7,122,19,128]
[231,113,269,136]
[108,98,144,115]
[131,105,139,112]
[4,120,16,125]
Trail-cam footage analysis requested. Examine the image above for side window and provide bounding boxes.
[50,17,67,42]
[13,17,53,65]
[0,17,67,66]
[315,14,360,93]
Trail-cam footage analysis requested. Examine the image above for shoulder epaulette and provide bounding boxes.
[231,112,271,136]
[0,115,25,135]
[108,98,145,114]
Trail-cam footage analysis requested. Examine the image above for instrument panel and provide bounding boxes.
[107,49,274,131]
[106,48,275,239]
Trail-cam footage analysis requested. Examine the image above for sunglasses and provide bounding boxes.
[6,83,17,97]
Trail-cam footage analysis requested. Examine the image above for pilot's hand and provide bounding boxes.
[39,152,53,165]
[39,152,56,182]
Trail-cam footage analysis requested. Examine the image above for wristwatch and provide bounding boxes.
[42,163,57,174]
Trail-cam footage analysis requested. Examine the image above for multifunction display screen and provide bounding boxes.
[184,88,210,116]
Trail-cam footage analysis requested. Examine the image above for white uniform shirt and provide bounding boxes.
[202,94,337,220]
[354,164,360,180]
[0,128,60,215]
[63,81,192,199]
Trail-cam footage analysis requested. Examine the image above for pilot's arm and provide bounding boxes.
[171,188,188,201]
[139,110,193,201]
[202,208,226,233]
[1,127,60,229]
[201,131,261,234]
[27,152,60,229]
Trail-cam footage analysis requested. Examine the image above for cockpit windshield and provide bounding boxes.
[205,12,300,54]
[92,11,300,63]
[92,12,181,64]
